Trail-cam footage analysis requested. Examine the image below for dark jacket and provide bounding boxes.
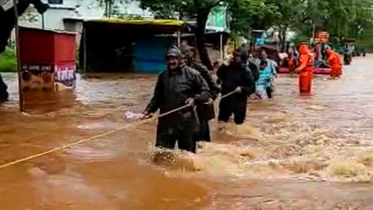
[146,66,210,133]
[248,61,260,82]
[191,63,220,100]
[0,73,8,101]
[217,63,256,97]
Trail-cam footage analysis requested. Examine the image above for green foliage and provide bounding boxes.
[97,0,373,52]
[139,0,222,19]
[229,0,280,36]
[295,0,373,40]
[0,47,17,72]
[97,0,135,17]
[139,0,282,35]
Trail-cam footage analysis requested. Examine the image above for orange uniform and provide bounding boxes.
[295,44,314,93]
[326,49,342,78]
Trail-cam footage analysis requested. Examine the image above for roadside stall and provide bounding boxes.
[19,27,76,111]
[80,19,184,73]
[19,27,76,91]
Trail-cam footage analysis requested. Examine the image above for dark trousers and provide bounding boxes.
[156,132,196,153]
[266,87,273,99]
[0,74,8,102]
[194,120,211,142]
[218,95,247,125]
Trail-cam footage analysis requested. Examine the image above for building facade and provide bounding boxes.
[20,0,152,30]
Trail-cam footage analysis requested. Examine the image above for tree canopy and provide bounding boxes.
[97,0,373,59]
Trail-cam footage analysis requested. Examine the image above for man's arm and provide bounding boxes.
[144,75,163,114]
[295,54,308,72]
[240,66,256,96]
[196,64,220,100]
[248,61,259,82]
[217,64,228,80]
[270,60,278,77]
[192,72,210,105]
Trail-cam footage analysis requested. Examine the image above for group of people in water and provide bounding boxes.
[142,42,346,154]
[284,43,343,80]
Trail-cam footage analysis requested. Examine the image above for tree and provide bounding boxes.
[229,0,280,37]
[295,0,373,42]
[265,0,306,52]
[97,0,133,17]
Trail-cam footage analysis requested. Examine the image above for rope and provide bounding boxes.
[220,89,238,99]
[0,90,238,170]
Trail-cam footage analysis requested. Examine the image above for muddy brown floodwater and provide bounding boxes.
[1,56,373,210]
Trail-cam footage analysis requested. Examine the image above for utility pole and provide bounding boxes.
[312,22,316,43]
[12,0,25,112]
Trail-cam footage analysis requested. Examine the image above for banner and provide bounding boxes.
[206,5,229,32]
[0,0,14,11]
[21,64,54,91]
[20,63,76,91]
[55,63,76,88]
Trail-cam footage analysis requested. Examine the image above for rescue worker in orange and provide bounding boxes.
[294,43,314,94]
[325,48,342,79]
[287,47,297,71]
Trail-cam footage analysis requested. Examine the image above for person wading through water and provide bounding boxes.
[254,49,278,99]
[144,46,210,153]
[181,46,220,142]
[295,43,314,94]
[217,49,256,133]
[325,48,342,79]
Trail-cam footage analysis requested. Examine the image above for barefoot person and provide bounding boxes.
[144,47,210,153]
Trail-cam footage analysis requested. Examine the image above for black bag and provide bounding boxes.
[196,101,215,121]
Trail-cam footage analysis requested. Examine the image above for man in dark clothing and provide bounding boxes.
[0,73,9,102]
[218,49,256,125]
[144,47,210,153]
[181,47,220,142]
[247,54,260,82]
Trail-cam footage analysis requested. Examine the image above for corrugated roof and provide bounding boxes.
[84,18,184,27]
[19,26,77,36]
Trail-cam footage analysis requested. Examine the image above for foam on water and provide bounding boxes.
[150,114,373,183]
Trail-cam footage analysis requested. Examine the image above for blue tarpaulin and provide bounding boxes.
[133,37,176,73]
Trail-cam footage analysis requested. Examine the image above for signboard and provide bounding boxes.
[20,63,76,91]
[55,63,76,88]
[206,5,229,32]
[256,38,265,46]
[21,64,54,91]
[0,0,14,11]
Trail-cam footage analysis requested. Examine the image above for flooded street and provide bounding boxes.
[1,56,373,209]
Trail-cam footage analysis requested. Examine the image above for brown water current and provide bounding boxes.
[1,56,373,209]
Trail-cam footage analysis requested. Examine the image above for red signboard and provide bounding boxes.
[19,27,76,91]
